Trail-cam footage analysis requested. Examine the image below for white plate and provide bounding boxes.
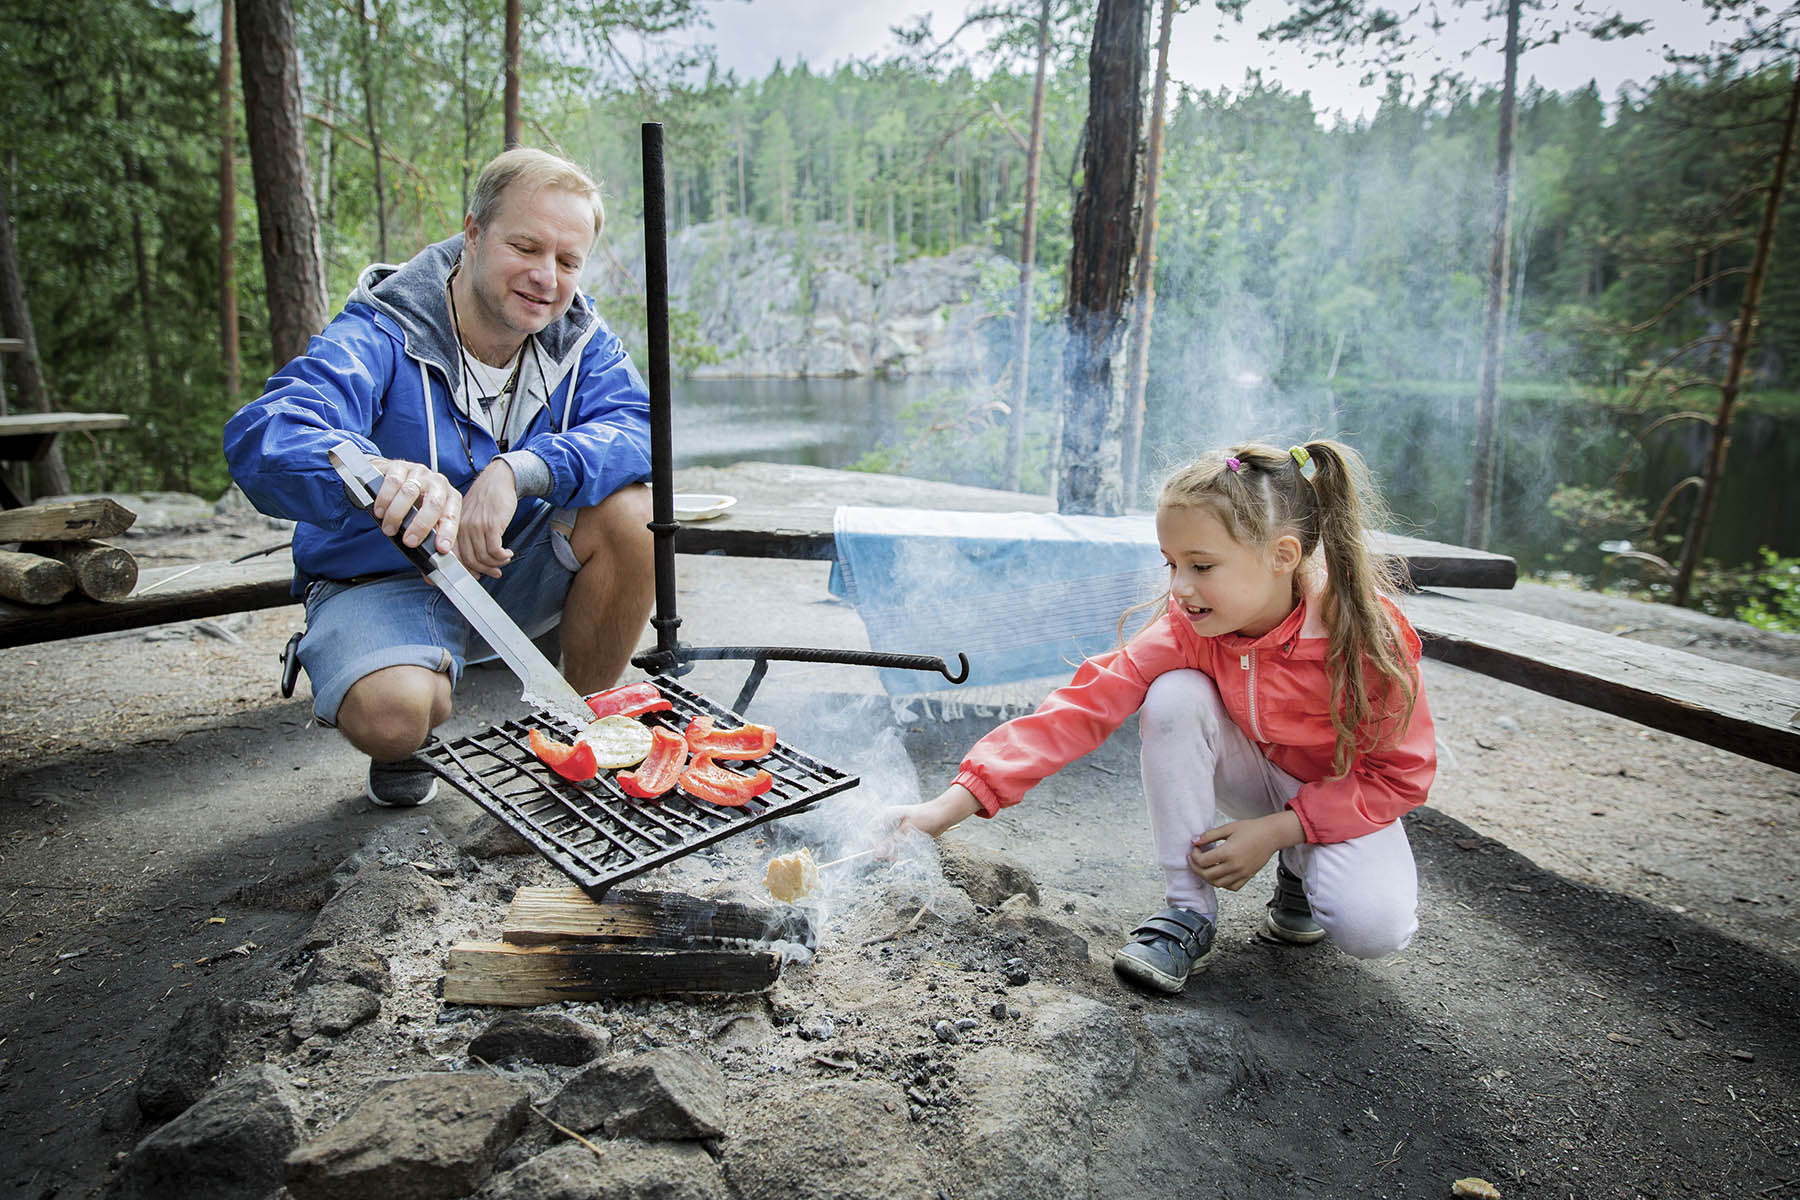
[673,493,737,522]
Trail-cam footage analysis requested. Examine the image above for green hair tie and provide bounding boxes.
[1289,445,1316,480]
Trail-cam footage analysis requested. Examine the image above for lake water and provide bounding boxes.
[671,376,1798,579]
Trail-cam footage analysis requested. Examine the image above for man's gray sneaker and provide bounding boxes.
[1113,906,1215,994]
[366,758,438,808]
[1260,861,1326,944]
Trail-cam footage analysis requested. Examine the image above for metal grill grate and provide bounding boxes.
[417,675,858,900]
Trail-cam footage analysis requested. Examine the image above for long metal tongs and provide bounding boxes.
[630,122,968,715]
[329,440,595,730]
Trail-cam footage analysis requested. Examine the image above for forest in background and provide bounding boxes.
[1,0,1796,619]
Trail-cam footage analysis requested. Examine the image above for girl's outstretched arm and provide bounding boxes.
[883,784,983,841]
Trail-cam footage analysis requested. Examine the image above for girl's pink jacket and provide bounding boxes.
[954,593,1437,844]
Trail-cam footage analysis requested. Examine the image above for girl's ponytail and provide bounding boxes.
[1300,441,1419,776]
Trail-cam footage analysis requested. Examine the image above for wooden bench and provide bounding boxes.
[1403,590,1800,774]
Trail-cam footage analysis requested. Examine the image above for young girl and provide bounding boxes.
[888,441,1437,994]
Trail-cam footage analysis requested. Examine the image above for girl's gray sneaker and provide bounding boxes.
[1112,906,1215,994]
[1261,862,1326,944]
[366,758,438,808]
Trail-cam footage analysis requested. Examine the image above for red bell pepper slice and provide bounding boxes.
[585,681,673,720]
[679,753,773,807]
[617,726,688,799]
[684,714,778,760]
[528,728,599,783]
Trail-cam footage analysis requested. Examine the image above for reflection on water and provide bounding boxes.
[672,377,915,471]
[670,376,1798,574]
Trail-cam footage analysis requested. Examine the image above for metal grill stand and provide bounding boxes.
[418,126,969,905]
[629,121,968,714]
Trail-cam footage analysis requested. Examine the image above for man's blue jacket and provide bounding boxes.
[223,234,652,592]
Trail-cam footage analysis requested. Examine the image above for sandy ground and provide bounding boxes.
[1,491,1797,1197]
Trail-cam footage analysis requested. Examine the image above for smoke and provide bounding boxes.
[723,686,958,939]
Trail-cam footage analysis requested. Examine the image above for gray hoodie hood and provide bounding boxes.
[347,234,604,445]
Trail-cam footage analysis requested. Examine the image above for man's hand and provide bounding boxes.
[457,460,519,578]
[1189,810,1305,892]
[369,458,461,556]
[880,784,982,848]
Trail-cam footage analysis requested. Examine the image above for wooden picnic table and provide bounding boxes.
[0,412,130,507]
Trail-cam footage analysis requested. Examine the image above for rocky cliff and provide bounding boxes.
[596,221,1014,379]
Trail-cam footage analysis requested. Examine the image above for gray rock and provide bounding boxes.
[1028,997,1138,1101]
[292,982,382,1040]
[469,1012,610,1068]
[987,908,1090,972]
[136,997,290,1121]
[115,1065,302,1200]
[285,1073,530,1200]
[305,860,445,951]
[452,812,533,860]
[476,1139,727,1200]
[953,1048,1091,1200]
[607,222,1004,379]
[939,837,1042,907]
[64,490,216,533]
[719,1080,933,1200]
[548,1048,727,1140]
[213,483,296,530]
[300,944,392,994]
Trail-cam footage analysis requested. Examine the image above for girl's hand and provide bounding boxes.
[1189,811,1305,891]
[880,784,982,847]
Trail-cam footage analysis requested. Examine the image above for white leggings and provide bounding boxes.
[1138,670,1419,959]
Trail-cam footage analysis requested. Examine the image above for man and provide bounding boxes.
[225,148,654,807]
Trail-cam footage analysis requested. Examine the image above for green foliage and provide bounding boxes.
[1727,548,1800,633]
[1,0,236,496]
[1546,484,1652,558]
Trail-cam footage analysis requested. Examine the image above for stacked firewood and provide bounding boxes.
[0,498,138,606]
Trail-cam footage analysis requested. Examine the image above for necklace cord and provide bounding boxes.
[448,263,524,461]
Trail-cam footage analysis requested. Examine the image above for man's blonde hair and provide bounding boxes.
[467,148,604,239]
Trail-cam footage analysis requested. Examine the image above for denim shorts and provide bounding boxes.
[297,503,581,724]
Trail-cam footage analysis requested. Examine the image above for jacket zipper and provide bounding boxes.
[1240,651,1268,742]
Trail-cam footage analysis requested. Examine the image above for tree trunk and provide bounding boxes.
[0,168,70,496]
[317,67,336,234]
[503,0,522,149]
[1463,0,1520,550]
[1003,0,1052,493]
[219,0,241,407]
[459,1,476,210]
[119,91,180,490]
[1672,61,1800,606]
[358,0,388,262]
[1059,0,1148,516]
[237,0,329,367]
[1122,0,1174,506]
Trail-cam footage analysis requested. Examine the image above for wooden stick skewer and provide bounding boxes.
[816,847,878,871]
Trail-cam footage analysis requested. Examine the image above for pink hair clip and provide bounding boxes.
[1224,456,1243,473]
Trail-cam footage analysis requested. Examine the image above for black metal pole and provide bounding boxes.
[640,121,681,670]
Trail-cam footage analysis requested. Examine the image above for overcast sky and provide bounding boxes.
[676,0,1736,121]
